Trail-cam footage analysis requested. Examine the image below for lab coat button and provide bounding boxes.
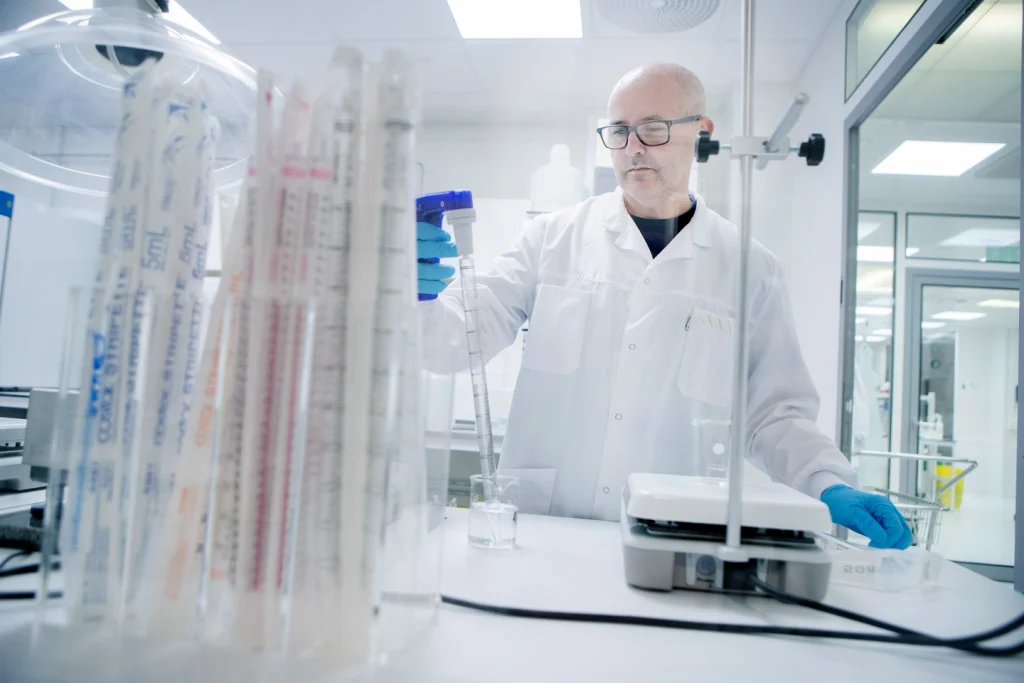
[644,278,651,285]
[628,343,636,350]
[615,413,622,420]
[603,487,610,494]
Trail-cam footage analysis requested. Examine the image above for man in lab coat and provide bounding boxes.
[417,63,912,549]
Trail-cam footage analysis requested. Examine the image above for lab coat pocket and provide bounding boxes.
[498,468,557,516]
[522,284,590,375]
[677,308,736,409]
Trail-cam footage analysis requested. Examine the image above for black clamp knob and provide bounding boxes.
[695,130,720,163]
[798,133,825,166]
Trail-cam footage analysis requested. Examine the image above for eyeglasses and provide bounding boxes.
[596,116,704,150]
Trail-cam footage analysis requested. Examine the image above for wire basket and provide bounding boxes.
[865,487,946,550]
[854,451,978,551]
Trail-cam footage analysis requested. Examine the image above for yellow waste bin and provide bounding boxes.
[935,464,965,509]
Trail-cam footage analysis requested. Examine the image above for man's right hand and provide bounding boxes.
[417,222,458,300]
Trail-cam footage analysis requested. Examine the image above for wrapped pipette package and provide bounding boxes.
[58,59,219,628]
[8,46,457,683]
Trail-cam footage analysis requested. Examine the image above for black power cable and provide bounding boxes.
[441,577,1024,659]
[0,590,62,601]
[747,575,1024,657]
[0,550,31,574]
[0,559,63,601]
[0,560,59,580]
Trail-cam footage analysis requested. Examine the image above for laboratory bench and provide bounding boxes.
[0,508,1022,682]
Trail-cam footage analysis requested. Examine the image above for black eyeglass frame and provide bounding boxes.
[596,115,705,149]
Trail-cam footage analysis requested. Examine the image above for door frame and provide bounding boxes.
[900,270,1019,508]
[902,270,1019,583]
[839,0,982,460]
[838,0,1023,587]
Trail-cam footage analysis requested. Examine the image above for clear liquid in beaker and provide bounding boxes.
[468,502,518,549]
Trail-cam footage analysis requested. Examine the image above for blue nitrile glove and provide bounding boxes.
[417,221,459,301]
[820,485,913,549]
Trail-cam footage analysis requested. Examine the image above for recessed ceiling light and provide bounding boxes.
[0,52,18,60]
[856,306,892,316]
[977,298,1019,309]
[905,247,920,256]
[940,228,1019,248]
[874,329,893,336]
[856,317,867,324]
[857,246,894,263]
[447,0,583,38]
[855,335,865,342]
[872,140,1005,176]
[865,335,889,342]
[921,321,946,329]
[932,311,986,321]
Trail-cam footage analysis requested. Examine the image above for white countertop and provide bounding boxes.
[399,508,1024,683]
[1,509,1022,682]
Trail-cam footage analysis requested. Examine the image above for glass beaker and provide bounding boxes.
[692,418,731,480]
[468,474,519,549]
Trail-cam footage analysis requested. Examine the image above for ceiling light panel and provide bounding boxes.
[447,0,583,38]
[872,140,1005,176]
[931,311,986,321]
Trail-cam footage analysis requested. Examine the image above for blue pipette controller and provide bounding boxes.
[415,190,476,301]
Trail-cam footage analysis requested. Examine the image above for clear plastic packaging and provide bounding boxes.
[821,535,943,592]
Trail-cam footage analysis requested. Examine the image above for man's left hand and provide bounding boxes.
[820,485,913,549]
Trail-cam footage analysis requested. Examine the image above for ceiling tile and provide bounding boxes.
[188,0,337,43]
[711,39,815,82]
[880,70,1019,121]
[978,87,1023,123]
[714,0,844,41]
[322,0,463,42]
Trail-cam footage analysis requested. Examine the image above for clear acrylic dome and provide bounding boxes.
[0,6,256,195]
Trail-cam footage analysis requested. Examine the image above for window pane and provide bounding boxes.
[851,211,897,489]
[846,0,926,98]
[907,213,1020,263]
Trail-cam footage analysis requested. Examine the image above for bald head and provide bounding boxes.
[605,63,713,219]
[609,63,706,119]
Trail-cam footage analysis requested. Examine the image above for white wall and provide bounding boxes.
[417,123,589,200]
[786,0,863,441]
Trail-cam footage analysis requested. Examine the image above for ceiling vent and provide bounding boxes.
[595,0,722,34]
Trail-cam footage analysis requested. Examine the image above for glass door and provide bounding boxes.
[905,274,1018,571]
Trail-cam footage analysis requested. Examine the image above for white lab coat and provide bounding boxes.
[422,189,858,521]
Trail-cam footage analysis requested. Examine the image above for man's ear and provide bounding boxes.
[702,117,715,136]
